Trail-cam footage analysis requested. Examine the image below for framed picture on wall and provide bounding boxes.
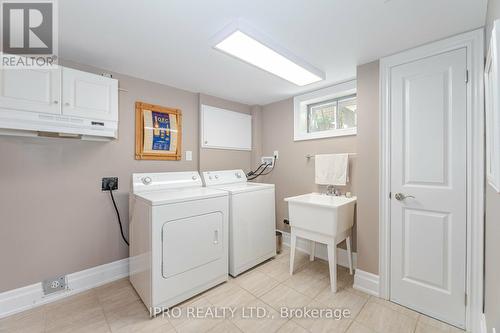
[135,101,182,160]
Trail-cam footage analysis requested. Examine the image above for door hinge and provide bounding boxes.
[465,70,469,83]
[389,192,392,199]
[465,293,468,306]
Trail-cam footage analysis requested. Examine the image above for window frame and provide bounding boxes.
[293,80,357,141]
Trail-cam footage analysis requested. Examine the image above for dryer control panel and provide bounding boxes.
[202,169,247,186]
[131,171,202,193]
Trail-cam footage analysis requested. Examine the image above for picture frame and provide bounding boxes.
[135,101,182,160]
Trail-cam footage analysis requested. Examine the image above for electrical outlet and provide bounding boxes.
[273,150,279,159]
[102,177,118,191]
[261,156,274,167]
[42,276,66,295]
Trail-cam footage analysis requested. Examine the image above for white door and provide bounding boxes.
[62,67,118,121]
[0,68,61,114]
[389,48,467,327]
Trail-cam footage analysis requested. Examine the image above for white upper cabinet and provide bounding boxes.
[0,66,119,139]
[62,67,118,121]
[0,68,61,114]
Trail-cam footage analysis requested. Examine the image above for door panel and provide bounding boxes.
[404,71,449,186]
[390,48,467,327]
[0,68,61,114]
[62,67,118,121]
[162,212,223,279]
[402,209,450,290]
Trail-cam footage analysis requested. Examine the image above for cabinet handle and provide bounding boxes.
[213,230,219,245]
[64,102,71,106]
[53,100,59,104]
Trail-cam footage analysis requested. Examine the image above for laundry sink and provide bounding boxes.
[284,193,356,237]
[285,193,357,292]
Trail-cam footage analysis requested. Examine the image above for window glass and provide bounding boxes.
[337,96,357,129]
[308,100,337,133]
[307,95,356,133]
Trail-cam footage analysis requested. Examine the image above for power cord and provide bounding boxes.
[246,162,267,177]
[107,181,129,246]
[248,157,277,180]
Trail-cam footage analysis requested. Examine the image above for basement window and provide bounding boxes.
[294,80,357,141]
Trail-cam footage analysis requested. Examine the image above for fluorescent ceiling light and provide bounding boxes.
[212,22,325,86]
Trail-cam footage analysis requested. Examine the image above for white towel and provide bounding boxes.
[315,154,349,186]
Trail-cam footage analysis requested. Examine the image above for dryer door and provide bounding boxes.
[162,212,223,278]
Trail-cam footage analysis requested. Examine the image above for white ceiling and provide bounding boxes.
[59,0,487,105]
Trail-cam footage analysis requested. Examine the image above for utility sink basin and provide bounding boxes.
[285,192,357,293]
[284,193,357,238]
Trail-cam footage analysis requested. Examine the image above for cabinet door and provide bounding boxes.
[0,68,61,114]
[62,67,118,121]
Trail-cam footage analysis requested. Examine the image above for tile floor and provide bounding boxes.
[0,247,465,333]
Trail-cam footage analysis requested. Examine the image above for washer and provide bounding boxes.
[202,169,276,277]
[129,171,229,314]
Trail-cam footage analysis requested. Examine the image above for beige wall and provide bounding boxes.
[355,61,380,275]
[260,98,358,250]
[483,1,500,330]
[0,62,248,292]
[251,105,263,168]
[198,94,253,172]
[259,64,379,268]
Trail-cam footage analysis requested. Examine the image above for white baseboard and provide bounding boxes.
[353,269,380,297]
[480,313,487,333]
[0,258,129,319]
[281,231,357,269]
[481,313,495,333]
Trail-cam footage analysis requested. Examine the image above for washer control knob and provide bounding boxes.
[209,176,213,180]
[215,175,219,179]
[142,176,152,185]
[235,172,242,178]
[192,175,197,180]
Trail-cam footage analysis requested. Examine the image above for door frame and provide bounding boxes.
[379,29,484,331]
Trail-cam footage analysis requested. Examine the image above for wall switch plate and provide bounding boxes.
[273,150,279,159]
[261,156,275,167]
[101,177,118,191]
[185,150,192,161]
[42,276,67,295]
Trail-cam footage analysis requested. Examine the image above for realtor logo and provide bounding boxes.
[1,0,57,68]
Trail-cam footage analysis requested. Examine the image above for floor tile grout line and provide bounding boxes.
[351,295,370,322]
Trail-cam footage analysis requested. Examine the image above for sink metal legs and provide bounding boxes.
[289,233,297,275]
[289,227,354,293]
[327,242,338,292]
[346,235,353,275]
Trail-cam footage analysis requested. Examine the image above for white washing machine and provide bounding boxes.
[129,171,229,314]
[202,169,276,277]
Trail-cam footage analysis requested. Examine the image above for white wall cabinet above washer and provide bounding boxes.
[0,67,61,115]
[62,67,118,121]
[0,66,119,140]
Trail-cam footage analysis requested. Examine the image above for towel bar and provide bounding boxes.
[305,153,357,160]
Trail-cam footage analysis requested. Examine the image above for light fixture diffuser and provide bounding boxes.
[212,21,325,86]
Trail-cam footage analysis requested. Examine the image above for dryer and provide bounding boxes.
[129,171,229,314]
[202,170,276,277]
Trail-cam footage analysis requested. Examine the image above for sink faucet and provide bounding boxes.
[326,185,340,196]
